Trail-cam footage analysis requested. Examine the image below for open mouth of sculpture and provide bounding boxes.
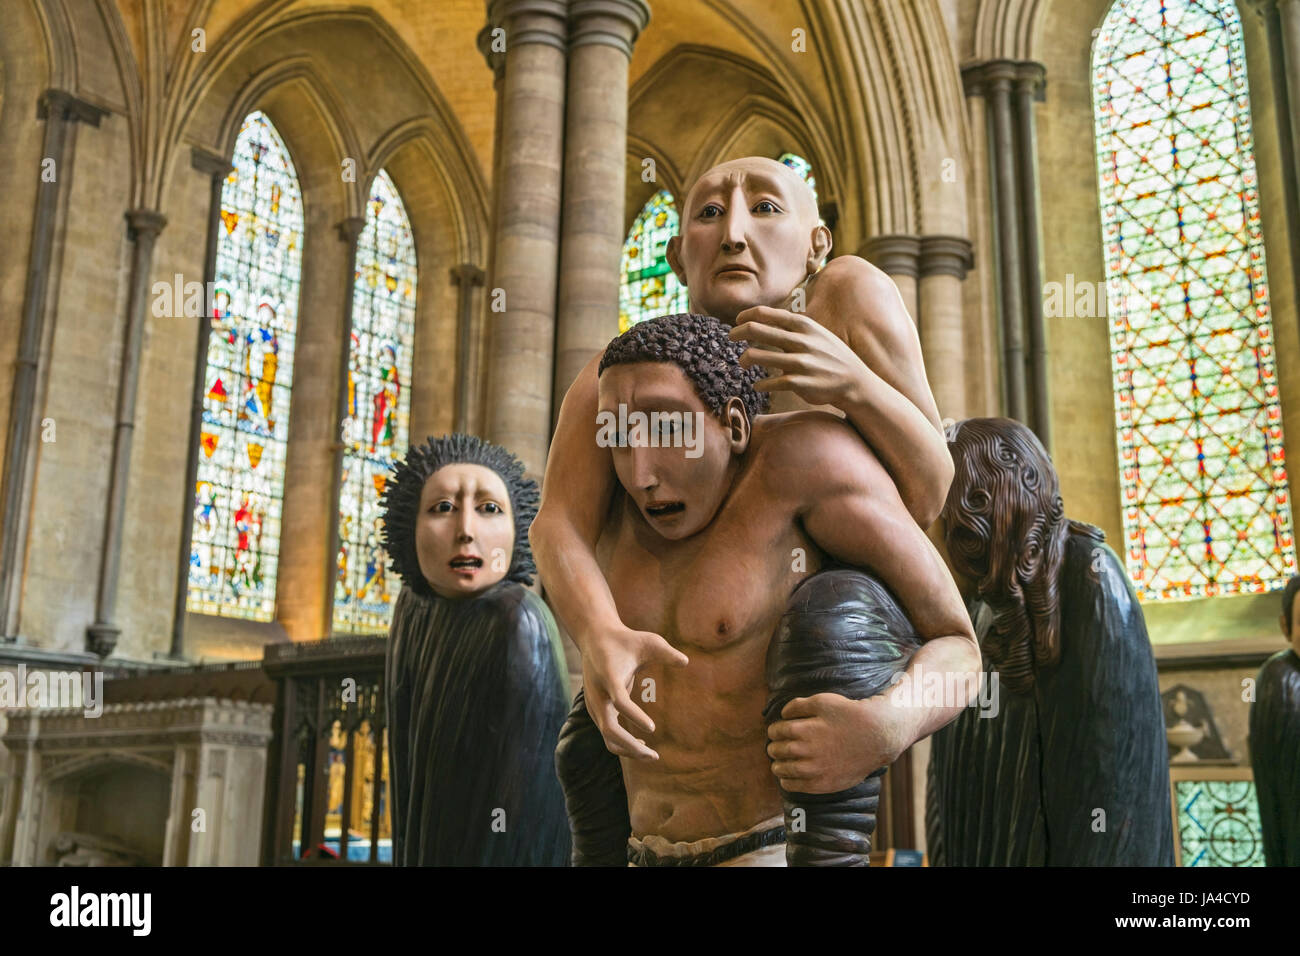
[645,501,685,520]
[449,555,483,574]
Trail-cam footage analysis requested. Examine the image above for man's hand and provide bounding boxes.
[581,623,689,761]
[766,693,915,793]
[729,305,873,410]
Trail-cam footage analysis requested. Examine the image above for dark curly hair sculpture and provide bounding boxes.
[599,313,770,422]
[941,418,1091,694]
[380,433,538,599]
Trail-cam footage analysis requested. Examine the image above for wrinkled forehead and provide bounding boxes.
[420,462,510,502]
[684,159,812,215]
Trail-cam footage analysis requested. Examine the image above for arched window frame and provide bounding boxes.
[333,168,418,634]
[1091,0,1296,600]
[188,110,305,622]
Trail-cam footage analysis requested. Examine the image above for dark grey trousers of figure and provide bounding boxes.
[555,566,921,866]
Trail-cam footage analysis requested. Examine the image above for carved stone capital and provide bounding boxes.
[487,0,569,53]
[569,0,651,56]
[858,234,921,279]
[191,145,233,180]
[962,60,1046,102]
[36,89,108,126]
[919,235,975,280]
[336,216,366,243]
[450,263,486,287]
[125,209,167,243]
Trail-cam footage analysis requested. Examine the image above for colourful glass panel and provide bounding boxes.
[619,190,688,333]
[778,151,819,209]
[1092,0,1295,600]
[189,111,303,620]
[333,169,417,633]
[1174,779,1264,866]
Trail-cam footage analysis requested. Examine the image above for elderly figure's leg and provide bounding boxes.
[555,688,631,866]
[763,568,922,866]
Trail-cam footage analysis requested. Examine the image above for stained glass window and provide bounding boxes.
[619,190,688,333]
[188,111,303,620]
[1092,0,1295,600]
[333,169,417,633]
[1174,779,1264,866]
[778,151,819,209]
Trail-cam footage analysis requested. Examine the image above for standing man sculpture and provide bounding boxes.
[557,314,974,865]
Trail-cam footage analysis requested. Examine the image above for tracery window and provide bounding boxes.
[1092,0,1295,599]
[188,111,303,620]
[333,170,417,633]
[619,189,688,333]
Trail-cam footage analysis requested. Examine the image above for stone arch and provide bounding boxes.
[40,750,171,784]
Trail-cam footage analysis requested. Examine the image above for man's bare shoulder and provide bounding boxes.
[749,410,886,493]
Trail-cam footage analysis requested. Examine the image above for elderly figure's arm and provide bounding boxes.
[764,414,978,793]
[529,352,687,761]
[732,256,954,528]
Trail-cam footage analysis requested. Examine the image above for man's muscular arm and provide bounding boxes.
[732,256,953,527]
[529,352,687,760]
[763,415,978,793]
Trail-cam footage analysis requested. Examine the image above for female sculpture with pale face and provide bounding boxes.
[381,434,571,866]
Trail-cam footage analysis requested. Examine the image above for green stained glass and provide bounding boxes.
[778,152,818,209]
[1174,779,1264,866]
[334,169,417,634]
[188,111,303,621]
[1092,0,1295,600]
[619,190,688,333]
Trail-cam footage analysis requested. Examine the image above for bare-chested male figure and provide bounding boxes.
[567,314,976,865]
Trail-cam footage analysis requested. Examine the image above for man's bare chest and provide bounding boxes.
[599,497,815,654]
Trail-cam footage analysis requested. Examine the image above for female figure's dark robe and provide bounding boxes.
[385,582,572,865]
[926,531,1174,865]
[1249,648,1300,866]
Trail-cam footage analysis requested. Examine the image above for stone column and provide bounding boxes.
[858,234,920,322]
[552,0,650,417]
[1014,64,1050,454]
[482,0,569,479]
[87,209,168,657]
[919,236,975,422]
[1,90,106,640]
[1249,0,1300,346]
[171,147,234,660]
[451,264,487,433]
[476,26,507,438]
[324,216,367,635]
[963,60,1050,431]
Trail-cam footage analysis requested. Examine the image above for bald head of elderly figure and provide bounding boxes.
[665,157,832,325]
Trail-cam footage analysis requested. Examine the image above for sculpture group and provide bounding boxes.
[377,157,1232,867]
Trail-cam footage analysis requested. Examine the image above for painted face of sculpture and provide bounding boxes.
[666,157,830,324]
[598,362,748,541]
[415,463,515,599]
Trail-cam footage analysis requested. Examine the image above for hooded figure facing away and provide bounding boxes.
[926,418,1174,866]
[381,433,571,866]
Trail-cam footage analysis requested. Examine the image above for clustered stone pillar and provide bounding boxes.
[171,147,235,660]
[481,0,570,480]
[451,263,486,433]
[1249,0,1300,339]
[88,208,168,657]
[552,0,650,416]
[963,60,1050,451]
[1,89,106,641]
